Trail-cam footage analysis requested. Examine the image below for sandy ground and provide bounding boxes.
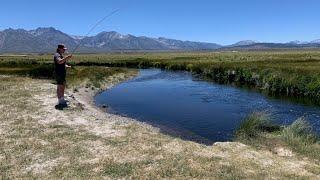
[34,74,136,139]
[1,73,320,179]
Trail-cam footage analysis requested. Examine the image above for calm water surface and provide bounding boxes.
[95,69,320,144]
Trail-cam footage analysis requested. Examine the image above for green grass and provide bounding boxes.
[282,118,318,146]
[236,112,320,161]
[66,66,127,88]
[235,112,281,139]
[102,159,135,178]
[2,51,320,103]
[0,63,128,89]
[281,119,320,160]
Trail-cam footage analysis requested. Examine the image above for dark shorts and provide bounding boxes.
[55,73,66,85]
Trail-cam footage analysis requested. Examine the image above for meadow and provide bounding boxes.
[1,51,320,178]
[1,50,320,103]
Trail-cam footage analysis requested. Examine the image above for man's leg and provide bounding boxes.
[57,85,61,103]
[57,84,65,104]
[61,84,65,100]
[57,85,61,99]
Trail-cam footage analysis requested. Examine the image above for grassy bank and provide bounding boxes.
[236,112,320,163]
[0,62,128,88]
[1,54,320,178]
[1,74,320,178]
[1,51,320,103]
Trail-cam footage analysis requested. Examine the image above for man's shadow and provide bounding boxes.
[55,103,68,110]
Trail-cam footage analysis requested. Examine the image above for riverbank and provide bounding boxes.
[1,71,319,178]
[2,51,320,104]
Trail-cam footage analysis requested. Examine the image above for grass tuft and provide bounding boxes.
[282,118,318,146]
[102,159,135,178]
[235,112,280,140]
[281,118,320,159]
[236,112,320,161]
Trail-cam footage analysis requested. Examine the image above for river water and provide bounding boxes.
[95,69,320,144]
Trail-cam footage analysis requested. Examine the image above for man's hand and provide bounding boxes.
[65,64,72,68]
[66,55,73,60]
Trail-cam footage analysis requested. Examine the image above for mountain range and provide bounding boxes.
[1,27,320,53]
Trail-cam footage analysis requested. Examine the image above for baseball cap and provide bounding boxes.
[58,44,67,50]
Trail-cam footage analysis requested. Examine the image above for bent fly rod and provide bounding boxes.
[70,9,120,54]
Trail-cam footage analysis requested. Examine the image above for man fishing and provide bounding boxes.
[52,10,118,108]
[54,44,72,107]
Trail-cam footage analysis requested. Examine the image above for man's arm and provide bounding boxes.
[56,55,72,64]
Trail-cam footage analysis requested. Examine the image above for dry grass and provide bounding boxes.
[0,70,320,179]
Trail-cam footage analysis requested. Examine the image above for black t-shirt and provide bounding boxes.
[53,53,66,75]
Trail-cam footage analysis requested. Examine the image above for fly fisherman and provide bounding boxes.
[54,44,72,107]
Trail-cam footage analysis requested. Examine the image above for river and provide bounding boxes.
[95,69,320,144]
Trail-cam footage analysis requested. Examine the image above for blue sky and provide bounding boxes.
[1,0,320,45]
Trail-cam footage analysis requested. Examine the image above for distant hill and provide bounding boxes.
[1,27,320,53]
[221,42,320,51]
[229,40,258,47]
[0,27,222,53]
[221,39,320,51]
